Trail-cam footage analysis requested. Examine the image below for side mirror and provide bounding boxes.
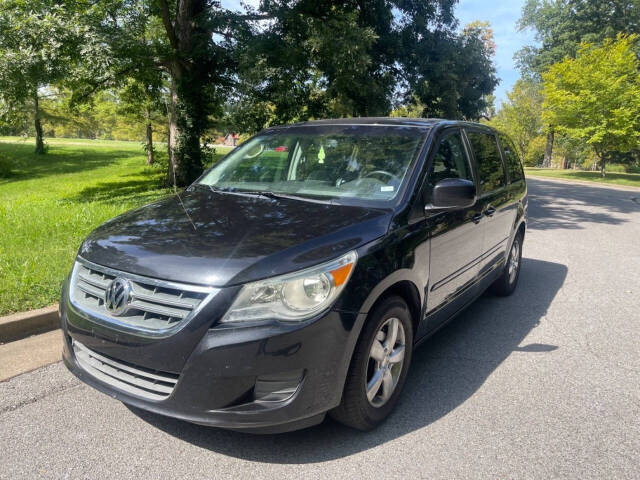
[426,178,476,210]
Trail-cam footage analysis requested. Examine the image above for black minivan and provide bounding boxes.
[61,118,527,433]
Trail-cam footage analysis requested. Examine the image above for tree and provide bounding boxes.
[542,35,640,177]
[404,20,498,119]
[517,0,640,78]
[61,0,235,185]
[152,0,235,186]
[117,77,166,165]
[489,79,543,163]
[516,0,640,167]
[226,1,498,132]
[0,0,87,153]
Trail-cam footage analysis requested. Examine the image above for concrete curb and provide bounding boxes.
[0,305,60,344]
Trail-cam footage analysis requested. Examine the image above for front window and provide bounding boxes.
[198,125,426,204]
[424,131,473,203]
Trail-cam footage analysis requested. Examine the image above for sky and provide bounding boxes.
[455,0,538,106]
[221,0,538,107]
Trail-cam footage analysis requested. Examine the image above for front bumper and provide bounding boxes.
[60,279,361,433]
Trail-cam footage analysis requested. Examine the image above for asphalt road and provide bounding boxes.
[1,178,639,479]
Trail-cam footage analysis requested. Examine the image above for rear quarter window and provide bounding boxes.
[467,131,505,193]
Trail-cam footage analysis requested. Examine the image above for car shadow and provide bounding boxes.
[130,257,567,463]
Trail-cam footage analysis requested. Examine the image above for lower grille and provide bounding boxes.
[73,340,179,401]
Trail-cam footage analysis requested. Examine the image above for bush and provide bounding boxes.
[605,164,628,173]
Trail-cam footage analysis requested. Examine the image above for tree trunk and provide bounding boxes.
[145,108,154,165]
[158,0,207,187]
[543,129,554,168]
[167,78,179,188]
[33,92,45,154]
[600,155,606,178]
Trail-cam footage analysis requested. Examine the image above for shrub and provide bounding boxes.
[605,164,628,173]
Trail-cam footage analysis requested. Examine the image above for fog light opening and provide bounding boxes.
[253,370,304,403]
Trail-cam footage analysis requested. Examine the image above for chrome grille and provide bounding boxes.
[70,258,216,335]
[73,340,178,400]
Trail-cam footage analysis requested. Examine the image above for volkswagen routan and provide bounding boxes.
[61,118,527,433]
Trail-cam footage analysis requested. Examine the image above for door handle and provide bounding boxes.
[472,213,483,224]
[484,206,496,217]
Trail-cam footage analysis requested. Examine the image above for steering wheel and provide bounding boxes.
[244,144,264,159]
[363,170,396,183]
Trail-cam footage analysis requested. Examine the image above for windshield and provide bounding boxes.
[198,125,426,204]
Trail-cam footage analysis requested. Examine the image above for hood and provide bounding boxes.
[79,188,392,286]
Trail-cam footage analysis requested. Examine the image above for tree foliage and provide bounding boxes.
[542,34,640,176]
[226,2,497,132]
[487,79,543,162]
[0,0,93,152]
[516,0,640,78]
[1,0,499,185]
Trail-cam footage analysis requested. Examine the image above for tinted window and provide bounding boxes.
[467,131,505,193]
[499,134,524,182]
[424,131,472,202]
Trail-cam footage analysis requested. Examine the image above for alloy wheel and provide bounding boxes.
[508,238,520,284]
[365,317,406,408]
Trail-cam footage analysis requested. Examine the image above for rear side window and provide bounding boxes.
[499,134,524,182]
[467,131,505,193]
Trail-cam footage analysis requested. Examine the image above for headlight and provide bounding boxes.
[220,250,358,324]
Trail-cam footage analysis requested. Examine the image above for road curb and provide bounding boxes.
[0,305,60,344]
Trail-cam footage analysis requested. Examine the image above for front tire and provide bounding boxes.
[330,296,414,431]
[492,231,523,296]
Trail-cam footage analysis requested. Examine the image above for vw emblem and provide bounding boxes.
[104,277,132,316]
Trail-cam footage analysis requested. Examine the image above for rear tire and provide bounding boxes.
[330,295,413,431]
[492,231,523,296]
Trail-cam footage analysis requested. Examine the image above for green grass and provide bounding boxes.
[0,137,232,315]
[525,168,640,188]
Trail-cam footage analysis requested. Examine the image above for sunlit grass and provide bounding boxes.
[525,168,640,188]
[0,138,231,315]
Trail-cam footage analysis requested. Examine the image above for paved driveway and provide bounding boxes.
[1,178,639,479]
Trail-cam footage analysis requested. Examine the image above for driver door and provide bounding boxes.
[423,129,484,326]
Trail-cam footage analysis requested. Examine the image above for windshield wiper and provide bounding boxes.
[202,184,236,195]
[244,190,333,203]
[201,186,333,204]
[252,191,281,200]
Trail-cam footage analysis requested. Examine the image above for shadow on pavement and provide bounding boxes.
[131,257,567,463]
[527,178,639,230]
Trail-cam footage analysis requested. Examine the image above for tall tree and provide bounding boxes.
[117,78,166,164]
[0,0,87,153]
[517,0,640,77]
[153,0,233,186]
[542,35,640,177]
[68,0,235,186]
[516,0,640,166]
[227,1,497,132]
[403,19,498,119]
[489,79,543,163]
